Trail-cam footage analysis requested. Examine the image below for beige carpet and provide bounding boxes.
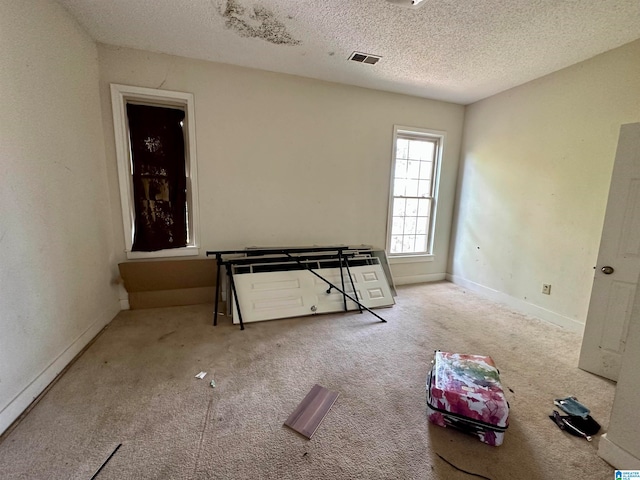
[0,281,616,479]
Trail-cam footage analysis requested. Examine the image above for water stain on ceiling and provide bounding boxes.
[220,0,300,46]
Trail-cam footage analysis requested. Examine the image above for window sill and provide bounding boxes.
[388,254,434,265]
[126,246,200,260]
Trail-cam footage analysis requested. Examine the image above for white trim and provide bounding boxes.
[388,254,434,264]
[386,125,446,257]
[120,298,130,310]
[110,84,200,259]
[446,274,585,333]
[0,303,120,435]
[117,283,130,310]
[598,433,640,469]
[394,272,446,285]
[125,246,200,260]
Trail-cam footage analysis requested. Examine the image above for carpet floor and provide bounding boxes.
[0,281,616,479]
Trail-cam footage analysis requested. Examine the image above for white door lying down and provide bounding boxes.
[231,264,394,324]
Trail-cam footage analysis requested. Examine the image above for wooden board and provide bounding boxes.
[284,384,339,439]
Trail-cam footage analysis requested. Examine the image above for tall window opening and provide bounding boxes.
[111,85,199,259]
[387,126,444,256]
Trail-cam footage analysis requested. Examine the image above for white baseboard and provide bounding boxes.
[446,274,585,333]
[598,433,640,469]
[119,284,130,310]
[393,273,447,286]
[0,302,120,435]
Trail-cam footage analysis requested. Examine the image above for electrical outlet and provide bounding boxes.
[542,284,551,295]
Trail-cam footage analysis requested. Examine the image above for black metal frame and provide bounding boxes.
[205,246,387,329]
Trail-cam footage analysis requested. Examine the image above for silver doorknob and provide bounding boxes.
[601,266,615,275]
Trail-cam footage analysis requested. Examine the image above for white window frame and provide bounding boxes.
[386,125,445,259]
[110,84,200,259]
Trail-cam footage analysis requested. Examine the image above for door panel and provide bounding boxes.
[232,264,394,324]
[579,123,640,380]
[620,179,640,256]
[599,281,633,352]
[232,270,312,322]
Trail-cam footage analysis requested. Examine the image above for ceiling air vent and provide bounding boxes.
[349,52,381,65]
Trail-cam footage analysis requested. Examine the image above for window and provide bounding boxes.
[111,84,200,259]
[386,126,444,256]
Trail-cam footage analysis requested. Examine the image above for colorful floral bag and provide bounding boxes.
[426,351,510,446]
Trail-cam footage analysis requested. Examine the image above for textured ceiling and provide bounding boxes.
[57,0,640,104]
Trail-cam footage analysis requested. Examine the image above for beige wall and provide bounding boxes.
[450,40,640,468]
[450,39,640,328]
[97,45,465,284]
[0,1,120,433]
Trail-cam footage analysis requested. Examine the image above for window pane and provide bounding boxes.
[396,138,409,159]
[418,160,433,180]
[394,178,406,197]
[403,235,416,252]
[415,235,427,252]
[416,217,429,235]
[418,198,430,216]
[394,159,408,179]
[407,160,420,179]
[393,198,406,216]
[408,141,422,160]
[422,142,435,160]
[391,235,403,253]
[404,217,417,235]
[417,180,431,197]
[392,217,404,235]
[405,179,418,197]
[406,198,418,216]
[408,140,434,160]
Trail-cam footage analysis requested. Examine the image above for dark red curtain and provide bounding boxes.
[127,104,187,251]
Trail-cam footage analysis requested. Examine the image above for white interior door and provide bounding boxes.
[232,269,313,323]
[311,263,395,314]
[232,264,394,324]
[579,123,640,381]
